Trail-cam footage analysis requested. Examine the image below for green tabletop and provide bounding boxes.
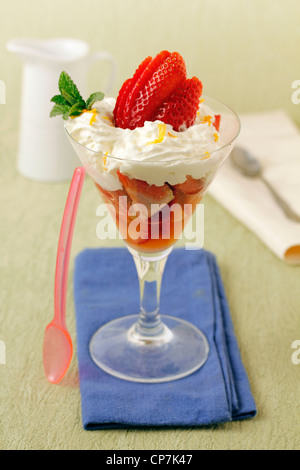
[1,115,299,450]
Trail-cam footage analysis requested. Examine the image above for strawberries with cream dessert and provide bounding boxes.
[52,51,225,252]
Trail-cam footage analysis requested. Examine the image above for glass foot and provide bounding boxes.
[89,314,209,383]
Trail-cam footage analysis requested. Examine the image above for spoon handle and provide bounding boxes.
[260,175,300,223]
[54,167,85,328]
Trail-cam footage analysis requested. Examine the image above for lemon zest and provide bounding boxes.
[89,109,98,126]
[70,108,98,124]
[167,132,177,138]
[213,132,219,142]
[103,151,109,171]
[102,115,114,126]
[81,109,96,114]
[146,123,167,145]
[201,151,211,160]
[72,108,98,125]
[201,115,213,126]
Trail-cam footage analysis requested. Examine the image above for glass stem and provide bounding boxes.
[129,247,172,338]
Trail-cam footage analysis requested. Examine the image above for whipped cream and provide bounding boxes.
[66,97,224,190]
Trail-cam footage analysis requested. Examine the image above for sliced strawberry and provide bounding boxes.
[114,51,187,130]
[117,170,174,214]
[119,51,172,127]
[171,176,204,206]
[172,191,203,207]
[172,175,204,194]
[115,51,170,129]
[113,56,152,124]
[129,52,187,129]
[128,201,182,245]
[129,219,151,245]
[214,114,221,132]
[113,78,132,124]
[95,183,130,210]
[153,77,202,131]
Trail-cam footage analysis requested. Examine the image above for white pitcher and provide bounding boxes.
[7,38,118,182]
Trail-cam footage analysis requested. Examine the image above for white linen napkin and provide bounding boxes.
[208,110,300,265]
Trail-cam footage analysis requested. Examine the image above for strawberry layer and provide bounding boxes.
[94,173,205,254]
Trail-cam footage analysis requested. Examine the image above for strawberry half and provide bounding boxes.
[153,77,203,131]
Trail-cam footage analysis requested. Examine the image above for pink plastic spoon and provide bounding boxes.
[43,167,85,384]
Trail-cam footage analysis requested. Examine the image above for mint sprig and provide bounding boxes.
[86,92,105,110]
[50,71,105,120]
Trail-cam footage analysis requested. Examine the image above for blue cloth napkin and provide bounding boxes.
[73,247,257,429]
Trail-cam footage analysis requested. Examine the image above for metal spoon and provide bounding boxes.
[231,146,300,223]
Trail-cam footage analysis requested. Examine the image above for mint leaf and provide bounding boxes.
[50,103,70,118]
[58,71,86,107]
[63,109,72,120]
[86,92,105,110]
[67,102,85,117]
[51,95,68,106]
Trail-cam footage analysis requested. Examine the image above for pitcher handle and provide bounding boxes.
[88,51,118,94]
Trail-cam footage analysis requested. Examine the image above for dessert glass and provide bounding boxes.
[66,96,240,383]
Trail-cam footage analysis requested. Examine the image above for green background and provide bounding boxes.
[1,0,300,125]
[0,0,300,450]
